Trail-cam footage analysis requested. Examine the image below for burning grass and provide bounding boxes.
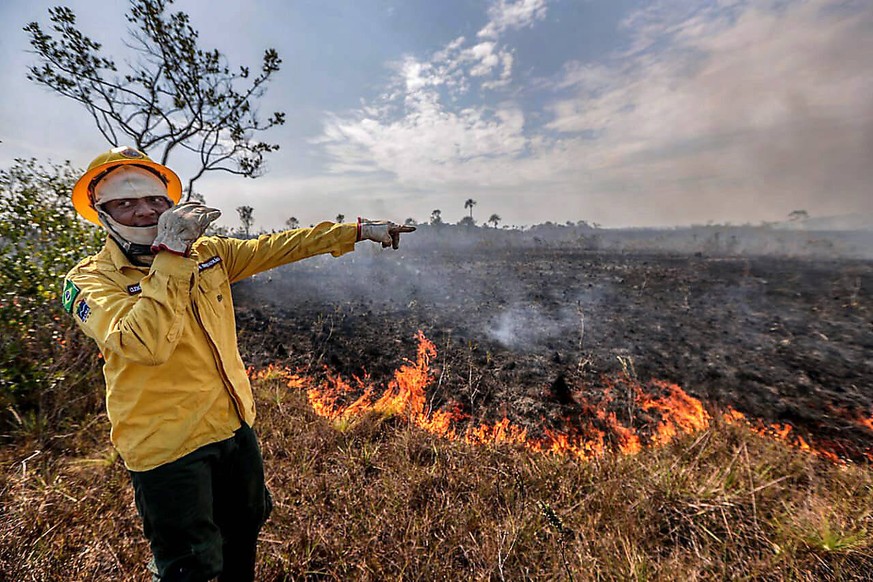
[2,357,872,580]
[256,332,873,465]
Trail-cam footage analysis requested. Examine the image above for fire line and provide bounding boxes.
[250,332,872,463]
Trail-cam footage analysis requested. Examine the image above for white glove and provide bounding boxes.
[357,218,416,249]
[151,202,222,256]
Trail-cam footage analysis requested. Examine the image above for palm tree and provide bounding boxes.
[464,198,477,219]
[488,213,501,228]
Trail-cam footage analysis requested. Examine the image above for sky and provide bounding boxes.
[1,0,871,230]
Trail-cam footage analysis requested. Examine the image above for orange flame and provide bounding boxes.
[465,417,529,446]
[599,410,642,455]
[267,331,716,461]
[250,332,872,464]
[721,408,856,463]
[637,380,710,446]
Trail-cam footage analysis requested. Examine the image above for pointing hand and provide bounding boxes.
[357,218,416,250]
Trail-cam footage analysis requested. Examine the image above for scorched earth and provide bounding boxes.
[234,229,873,463]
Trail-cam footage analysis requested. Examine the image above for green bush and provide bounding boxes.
[0,158,104,438]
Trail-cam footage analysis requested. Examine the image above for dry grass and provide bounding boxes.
[2,375,871,581]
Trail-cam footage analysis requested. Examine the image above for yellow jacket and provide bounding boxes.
[63,223,357,471]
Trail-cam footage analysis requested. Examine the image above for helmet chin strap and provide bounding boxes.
[96,207,158,257]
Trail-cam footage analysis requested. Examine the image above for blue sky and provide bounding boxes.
[1,0,871,229]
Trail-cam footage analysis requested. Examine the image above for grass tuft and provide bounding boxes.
[1,373,871,580]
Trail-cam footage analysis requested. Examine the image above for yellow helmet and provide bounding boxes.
[72,146,183,225]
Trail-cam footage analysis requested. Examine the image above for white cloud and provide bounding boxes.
[313,0,542,192]
[467,42,500,77]
[483,51,514,90]
[478,0,549,39]
[319,97,528,187]
[314,0,873,227]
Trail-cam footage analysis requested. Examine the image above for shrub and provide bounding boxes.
[0,158,104,438]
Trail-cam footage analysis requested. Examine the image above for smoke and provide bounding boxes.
[238,223,870,359]
[242,229,628,355]
[485,304,582,351]
[487,306,540,349]
[304,0,873,229]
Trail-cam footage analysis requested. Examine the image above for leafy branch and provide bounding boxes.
[24,0,286,199]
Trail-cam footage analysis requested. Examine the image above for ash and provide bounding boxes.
[233,225,873,460]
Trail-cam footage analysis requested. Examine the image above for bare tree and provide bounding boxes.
[464,198,477,219]
[24,0,285,199]
[236,205,253,237]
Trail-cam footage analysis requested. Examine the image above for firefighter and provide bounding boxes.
[63,146,414,581]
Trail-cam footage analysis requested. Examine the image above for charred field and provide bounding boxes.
[235,231,873,462]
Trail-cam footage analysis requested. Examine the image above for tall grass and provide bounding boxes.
[1,374,871,580]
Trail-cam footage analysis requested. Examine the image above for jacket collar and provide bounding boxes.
[98,237,150,273]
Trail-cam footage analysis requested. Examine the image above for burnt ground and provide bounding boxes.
[233,245,873,461]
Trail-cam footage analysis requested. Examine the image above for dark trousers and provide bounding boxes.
[129,423,272,582]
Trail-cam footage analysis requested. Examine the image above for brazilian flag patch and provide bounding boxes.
[62,279,80,314]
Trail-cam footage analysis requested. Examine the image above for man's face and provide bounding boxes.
[101,196,172,227]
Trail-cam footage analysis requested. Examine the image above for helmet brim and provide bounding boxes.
[72,158,183,225]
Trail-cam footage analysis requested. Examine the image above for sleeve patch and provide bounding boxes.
[75,300,91,323]
[198,255,222,272]
[62,279,80,313]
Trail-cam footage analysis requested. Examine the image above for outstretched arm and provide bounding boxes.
[208,218,416,283]
[209,221,358,283]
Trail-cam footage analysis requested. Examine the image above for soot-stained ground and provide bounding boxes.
[233,243,873,460]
